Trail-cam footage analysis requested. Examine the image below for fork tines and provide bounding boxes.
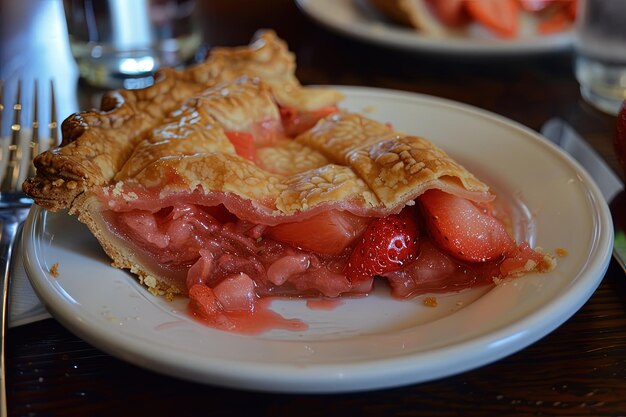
[28,80,40,179]
[1,80,23,192]
[1,79,58,192]
[49,79,58,149]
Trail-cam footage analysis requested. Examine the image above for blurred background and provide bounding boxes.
[2,0,609,142]
[3,1,626,416]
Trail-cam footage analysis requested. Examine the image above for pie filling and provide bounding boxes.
[97,185,552,332]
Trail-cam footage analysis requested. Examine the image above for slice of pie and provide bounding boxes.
[24,30,555,331]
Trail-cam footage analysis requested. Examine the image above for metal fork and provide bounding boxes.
[0,79,57,416]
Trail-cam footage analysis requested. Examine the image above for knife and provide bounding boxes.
[541,118,626,273]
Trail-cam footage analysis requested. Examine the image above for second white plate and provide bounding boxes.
[296,0,573,55]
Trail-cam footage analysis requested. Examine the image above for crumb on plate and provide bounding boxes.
[423,296,438,308]
[555,247,568,257]
[49,262,59,278]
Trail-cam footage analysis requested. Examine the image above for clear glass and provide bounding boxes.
[63,0,202,90]
[574,0,626,115]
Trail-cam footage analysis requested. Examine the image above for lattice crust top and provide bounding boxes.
[94,79,489,227]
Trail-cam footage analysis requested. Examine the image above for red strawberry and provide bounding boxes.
[279,105,339,137]
[419,189,515,263]
[465,0,520,38]
[517,0,552,12]
[267,210,371,256]
[615,100,626,179]
[225,131,257,162]
[426,0,469,26]
[344,208,420,283]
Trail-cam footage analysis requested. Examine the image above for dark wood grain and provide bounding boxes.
[4,0,626,415]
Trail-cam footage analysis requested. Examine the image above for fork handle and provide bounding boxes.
[0,216,23,417]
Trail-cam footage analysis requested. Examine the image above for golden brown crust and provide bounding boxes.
[114,77,277,181]
[113,109,488,218]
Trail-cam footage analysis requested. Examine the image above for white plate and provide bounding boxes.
[296,0,573,55]
[23,87,612,393]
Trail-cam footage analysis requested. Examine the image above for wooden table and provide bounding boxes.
[4,1,626,416]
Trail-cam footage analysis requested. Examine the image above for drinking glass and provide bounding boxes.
[63,0,202,90]
[574,0,626,115]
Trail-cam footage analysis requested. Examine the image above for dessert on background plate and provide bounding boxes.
[367,0,577,39]
[23,30,555,334]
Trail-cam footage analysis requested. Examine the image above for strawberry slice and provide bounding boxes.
[426,0,468,26]
[517,0,552,12]
[344,208,420,283]
[419,189,515,263]
[267,210,371,255]
[213,273,257,312]
[566,0,577,19]
[225,131,257,162]
[615,100,626,178]
[537,4,574,35]
[188,284,222,318]
[279,106,339,137]
[466,0,520,38]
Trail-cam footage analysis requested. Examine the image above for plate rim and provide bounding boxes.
[23,86,613,393]
[295,0,573,55]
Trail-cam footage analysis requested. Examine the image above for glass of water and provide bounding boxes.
[63,0,203,90]
[574,0,626,115]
